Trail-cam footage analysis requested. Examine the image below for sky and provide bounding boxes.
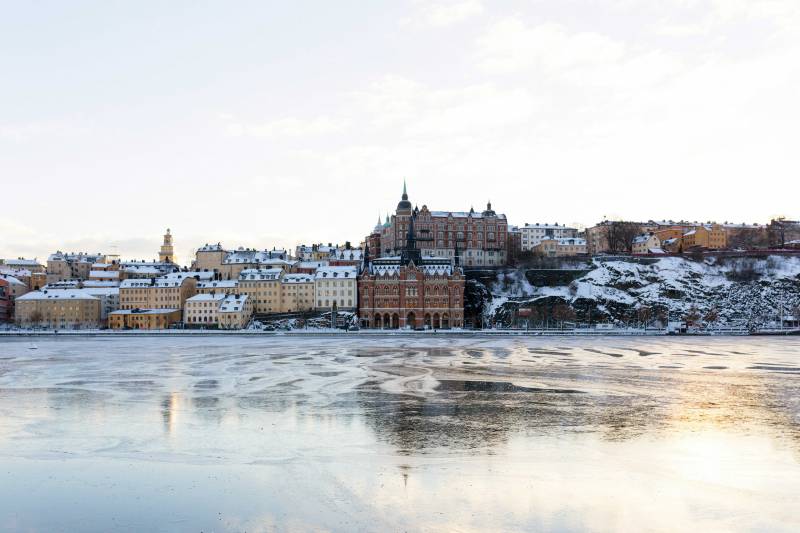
[2,0,799,265]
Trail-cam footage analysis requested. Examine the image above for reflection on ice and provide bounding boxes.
[0,336,799,532]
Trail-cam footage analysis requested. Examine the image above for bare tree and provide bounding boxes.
[637,306,652,327]
[28,310,43,328]
[703,308,719,328]
[606,222,642,253]
[684,305,701,327]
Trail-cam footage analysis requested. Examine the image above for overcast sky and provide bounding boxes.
[2,0,799,264]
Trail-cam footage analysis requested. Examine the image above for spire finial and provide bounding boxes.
[402,179,408,200]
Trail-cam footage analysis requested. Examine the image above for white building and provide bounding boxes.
[184,293,226,326]
[520,223,578,251]
[314,266,357,311]
[219,294,252,329]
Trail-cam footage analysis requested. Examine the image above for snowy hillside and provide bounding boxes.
[474,256,800,328]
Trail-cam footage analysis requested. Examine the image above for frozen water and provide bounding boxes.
[1,336,800,532]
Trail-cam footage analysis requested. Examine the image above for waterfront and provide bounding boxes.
[1,337,799,532]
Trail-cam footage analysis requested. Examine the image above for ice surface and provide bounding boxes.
[1,336,800,532]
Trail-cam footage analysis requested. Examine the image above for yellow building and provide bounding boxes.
[119,273,201,311]
[238,268,283,314]
[280,273,315,313]
[533,238,587,257]
[193,243,227,272]
[108,309,182,329]
[196,279,239,295]
[683,224,727,249]
[15,289,101,329]
[631,233,661,254]
[219,294,252,329]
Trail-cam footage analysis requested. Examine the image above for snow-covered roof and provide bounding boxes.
[0,274,26,286]
[239,268,283,281]
[186,293,226,303]
[110,308,179,315]
[47,252,104,263]
[648,248,666,254]
[4,258,41,267]
[297,261,329,269]
[632,234,656,244]
[223,249,289,264]
[89,270,119,278]
[314,266,357,280]
[329,249,363,261]
[0,267,31,278]
[522,223,576,230]
[80,287,120,297]
[429,210,506,220]
[123,265,162,274]
[282,273,314,284]
[557,238,586,246]
[197,280,239,289]
[82,280,119,288]
[198,243,226,252]
[17,289,98,301]
[219,294,249,313]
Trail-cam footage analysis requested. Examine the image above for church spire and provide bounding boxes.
[402,179,407,200]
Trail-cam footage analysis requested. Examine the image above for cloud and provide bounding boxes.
[402,0,484,29]
[0,120,89,141]
[476,18,626,74]
[223,115,347,138]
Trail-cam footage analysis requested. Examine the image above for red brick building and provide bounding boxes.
[358,220,465,330]
[373,183,509,267]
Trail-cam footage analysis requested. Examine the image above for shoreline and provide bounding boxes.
[1,329,796,338]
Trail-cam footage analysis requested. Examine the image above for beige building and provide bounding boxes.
[15,289,101,329]
[314,266,357,311]
[119,272,204,311]
[238,268,284,314]
[46,252,105,283]
[280,273,315,313]
[108,309,182,329]
[219,294,252,329]
[192,246,293,280]
[184,293,226,326]
[632,233,662,254]
[196,279,239,295]
[4,258,45,274]
[533,238,587,257]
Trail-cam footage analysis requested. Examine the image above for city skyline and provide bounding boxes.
[3,1,799,263]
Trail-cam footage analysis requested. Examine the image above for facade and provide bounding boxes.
[237,268,283,314]
[533,237,587,257]
[0,279,10,322]
[184,293,226,326]
[46,252,106,283]
[358,256,465,329]
[119,272,204,311]
[329,248,363,267]
[375,184,508,267]
[506,226,522,265]
[196,279,239,295]
[280,273,315,312]
[108,309,182,329]
[632,233,662,255]
[520,223,578,251]
[358,221,465,330]
[191,245,291,279]
[219,294,252,329]
[3,258,45,273]
[683,224,727,249]
[314,266,358,311]
[15,289,101,329]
